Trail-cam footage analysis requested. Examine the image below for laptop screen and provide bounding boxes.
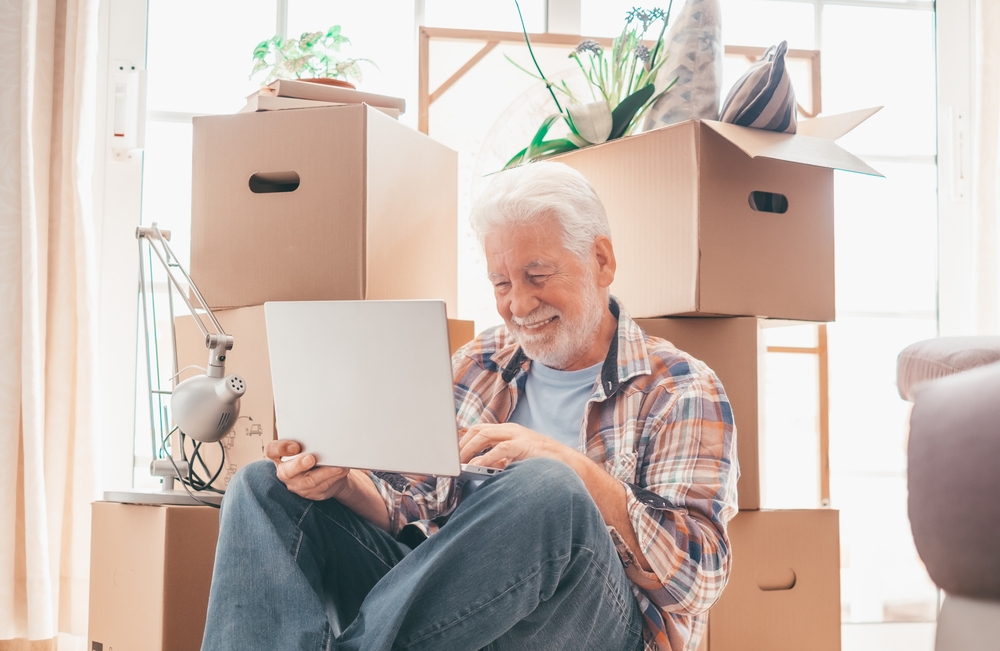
[264,300,462,477]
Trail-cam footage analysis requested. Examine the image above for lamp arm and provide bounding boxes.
[136,224,233,377]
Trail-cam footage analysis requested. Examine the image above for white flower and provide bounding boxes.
[567,101,613,144]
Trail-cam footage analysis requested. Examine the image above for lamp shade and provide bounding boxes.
[171,374,246,442]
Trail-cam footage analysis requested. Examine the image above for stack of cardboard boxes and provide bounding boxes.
[555,112,880,651]
[89,104,469,651]
[90,103,877,651]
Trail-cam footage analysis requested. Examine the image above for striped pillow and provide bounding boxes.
[719,41,797,133]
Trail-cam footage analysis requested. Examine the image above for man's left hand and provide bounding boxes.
[460,421,653,572]
[459,423,572,468]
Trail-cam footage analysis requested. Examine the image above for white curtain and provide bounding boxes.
[973,0,1000,334]
[0,0,100,649]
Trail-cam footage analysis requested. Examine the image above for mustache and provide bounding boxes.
[511,304,561,328]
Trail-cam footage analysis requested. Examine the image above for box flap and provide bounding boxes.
[702,118,882,177]
[796,106,882,140]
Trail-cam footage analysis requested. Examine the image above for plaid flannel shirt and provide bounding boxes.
[369,299,739,651]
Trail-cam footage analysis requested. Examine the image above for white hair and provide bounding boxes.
[469,161,611,259]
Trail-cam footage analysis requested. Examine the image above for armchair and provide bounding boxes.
[898,336,1000,651]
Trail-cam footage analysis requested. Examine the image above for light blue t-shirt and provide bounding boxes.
[461,359,603,499]
[509,359,604,449]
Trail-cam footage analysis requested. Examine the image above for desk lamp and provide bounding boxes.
[103,223,245,506]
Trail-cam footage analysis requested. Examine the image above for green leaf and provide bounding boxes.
[504,145,529,169]
[557,80,580,104]
[504,137,580,170]
[252,40,271,59]
[344,62,363,82]
[526,138,580,162]
[531,114,561,149]
[299,31,321,49]
[250,59,268,77]
[609,83,655,140]
[563,110,580,136]
[560,111,593,147]
[504,53,544,81]
[252,25,373,87]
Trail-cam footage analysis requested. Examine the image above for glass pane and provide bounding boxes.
[763,321,818,348]
[426,37,592,328]
[829,316,936,476]
[140,121,194,270]
[288,1,418,127]
[580,1,655,38]
[136,123,199,492]
[134,282,196,491]
[829,315,938,623]
[133,318,163,491]
[837,474,938,623]
[822,6,936,156]
[762,348,821,509]
[583,0,814,47]
[719,0,815,49]
[834,162,938,316]
[145,0,277,114]
[425,0,545,33]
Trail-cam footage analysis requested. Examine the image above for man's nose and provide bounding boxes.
[507,283,540,318]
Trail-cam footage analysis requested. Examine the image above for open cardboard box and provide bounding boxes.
[190,104,458,314]
[173,306,476,488]
[555,108,882,321]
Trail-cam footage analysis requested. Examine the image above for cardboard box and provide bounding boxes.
[88,502,219,651]
[446,318,476,356]
[174,307,476,488]
[190,104,458,314]
[636,317,765,510]
[704,509,841,651]
[555,110,880,321]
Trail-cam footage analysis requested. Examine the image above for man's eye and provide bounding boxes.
[493,281,511,290]
[528,275,550,283]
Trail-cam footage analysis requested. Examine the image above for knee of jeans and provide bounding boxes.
[505,457,593,516]
[227,459,280,501]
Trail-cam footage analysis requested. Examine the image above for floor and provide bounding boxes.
[842,622,936,651]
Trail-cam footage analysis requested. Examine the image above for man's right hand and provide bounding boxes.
[265,439,351,502]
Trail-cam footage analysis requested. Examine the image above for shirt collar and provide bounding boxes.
[496,297,652,398]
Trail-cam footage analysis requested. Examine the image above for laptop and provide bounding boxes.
[264,299,501,480]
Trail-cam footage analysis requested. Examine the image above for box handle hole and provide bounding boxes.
[748,191,789,214]
[249,171,300,194]
[756,567,797,591]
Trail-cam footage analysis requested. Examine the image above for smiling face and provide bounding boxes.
[485,216,618,371]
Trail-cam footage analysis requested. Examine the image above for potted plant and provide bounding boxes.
[505,2,676,168]
[250,25,375,88]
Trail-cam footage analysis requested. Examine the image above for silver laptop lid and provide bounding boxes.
[264,300,461,477]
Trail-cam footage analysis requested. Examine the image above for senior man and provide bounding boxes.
[201,162,738,651]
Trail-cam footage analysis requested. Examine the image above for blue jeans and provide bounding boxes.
[201,458,645,651]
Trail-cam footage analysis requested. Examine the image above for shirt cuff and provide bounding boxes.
[607,525,664,591]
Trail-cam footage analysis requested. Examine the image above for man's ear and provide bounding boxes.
[593,236,616,289]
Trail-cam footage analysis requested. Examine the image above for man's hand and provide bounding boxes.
[459,423,574,468]
[266,439,350,502]
[459,423,653,572]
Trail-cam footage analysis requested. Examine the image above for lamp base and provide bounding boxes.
[103,489,224,506]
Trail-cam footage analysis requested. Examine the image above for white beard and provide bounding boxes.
[509,284,607,369]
